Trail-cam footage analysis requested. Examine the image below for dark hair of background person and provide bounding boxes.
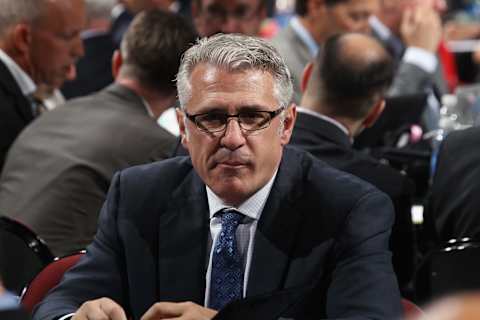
[318,33,394,119]
[119,10,198,95]
[295,0,349,16]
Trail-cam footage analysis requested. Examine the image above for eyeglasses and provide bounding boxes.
[185,107,285,134]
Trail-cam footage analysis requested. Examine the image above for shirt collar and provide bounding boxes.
[290,16,319,57]
[0,49,36,96]
[206,168,278,221]
[369,15,392,42]
[297,106,352,141]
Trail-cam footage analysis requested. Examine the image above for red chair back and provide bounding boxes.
[402,297,423,318]
[21,252,84,313]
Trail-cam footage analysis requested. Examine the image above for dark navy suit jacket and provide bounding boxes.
[33,147,402,320]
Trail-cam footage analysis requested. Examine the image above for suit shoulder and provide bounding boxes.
[287,146,382,198]
[119,156,193,190]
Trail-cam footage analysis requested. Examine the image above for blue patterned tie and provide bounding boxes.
[209,209,244,310]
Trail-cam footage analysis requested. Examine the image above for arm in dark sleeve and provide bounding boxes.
[327,190,403,319]
[33,172,129,320]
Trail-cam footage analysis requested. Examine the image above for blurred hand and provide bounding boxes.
[400,5,442,52]
[72,298,127,320]
[141,301,217,320]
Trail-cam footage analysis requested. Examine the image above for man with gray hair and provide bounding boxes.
[33,34,402,320]
[0,9,196,257]
[0,0,86,173]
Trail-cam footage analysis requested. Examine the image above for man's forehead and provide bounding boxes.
[199,0,261,9]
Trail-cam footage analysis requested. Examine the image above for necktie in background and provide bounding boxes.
[209,209,244,310]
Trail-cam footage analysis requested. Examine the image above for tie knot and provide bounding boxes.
[220,209,243,227]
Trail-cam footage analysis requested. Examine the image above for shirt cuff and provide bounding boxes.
[57,313,75,320]
[403,47,438,73]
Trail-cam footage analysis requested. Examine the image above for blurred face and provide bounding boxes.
[380,0,447,33]
[28,0,86,88]
[177,64,295,206]
[193,0,266,37]
[123,0,175,13]
[325,0,380,35]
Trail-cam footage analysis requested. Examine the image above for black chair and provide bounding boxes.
[0,215,54,295]
[414,238,480,304]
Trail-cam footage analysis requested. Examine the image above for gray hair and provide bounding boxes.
[176,33,293,110]
[85,0,115,21]
[0,0,44,37]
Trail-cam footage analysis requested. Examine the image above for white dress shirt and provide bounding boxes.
[204,170,278,306]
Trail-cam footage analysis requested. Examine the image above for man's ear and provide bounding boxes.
[12,23,31,55]
[280,104,297,146]
[363,99,385,128]
[111,50,122,79]
[176,108,189,147]
[301,62,314,93]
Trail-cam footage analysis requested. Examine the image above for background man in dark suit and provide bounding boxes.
[289,32,415,290]
[427,126,480,242]
[0,10,197,257]
[33,34,402,320]
[0,0,86,173]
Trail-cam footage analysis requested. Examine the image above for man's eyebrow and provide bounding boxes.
[194,105,269,113]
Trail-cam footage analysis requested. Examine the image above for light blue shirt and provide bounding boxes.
[0,291,20,311]
[289,16,319,57]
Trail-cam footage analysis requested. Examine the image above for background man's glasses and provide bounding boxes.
[205,3,262,22]
[185,107,284,134]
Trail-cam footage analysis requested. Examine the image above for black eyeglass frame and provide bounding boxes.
[184,106,285,134]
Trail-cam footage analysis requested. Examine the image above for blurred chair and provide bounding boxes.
[414,238,480,304]
[402,297,423,318]
[0,216,54,295]
[21,252,84,313]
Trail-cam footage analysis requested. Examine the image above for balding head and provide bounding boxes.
[303,32,393,121]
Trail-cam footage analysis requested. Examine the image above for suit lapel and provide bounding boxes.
[157,171,209,305]
[247,148,305,297]
[0,59,34,122]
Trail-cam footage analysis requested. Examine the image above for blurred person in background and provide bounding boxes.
[372,0,448,95]
[61,0,117,99]
[271,0,380,103]
[0,10,197,257]
[111,0,179,46]
[407,292,480,320]
[0,0,86,174]
[290,32,415,289]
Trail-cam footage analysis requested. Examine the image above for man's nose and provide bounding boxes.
[220,119,246,150]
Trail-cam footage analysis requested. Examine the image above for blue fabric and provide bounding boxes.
[209,209,244,310]
[0,291,20,311]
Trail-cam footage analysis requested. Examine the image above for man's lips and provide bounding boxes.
[220,160,246,166]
